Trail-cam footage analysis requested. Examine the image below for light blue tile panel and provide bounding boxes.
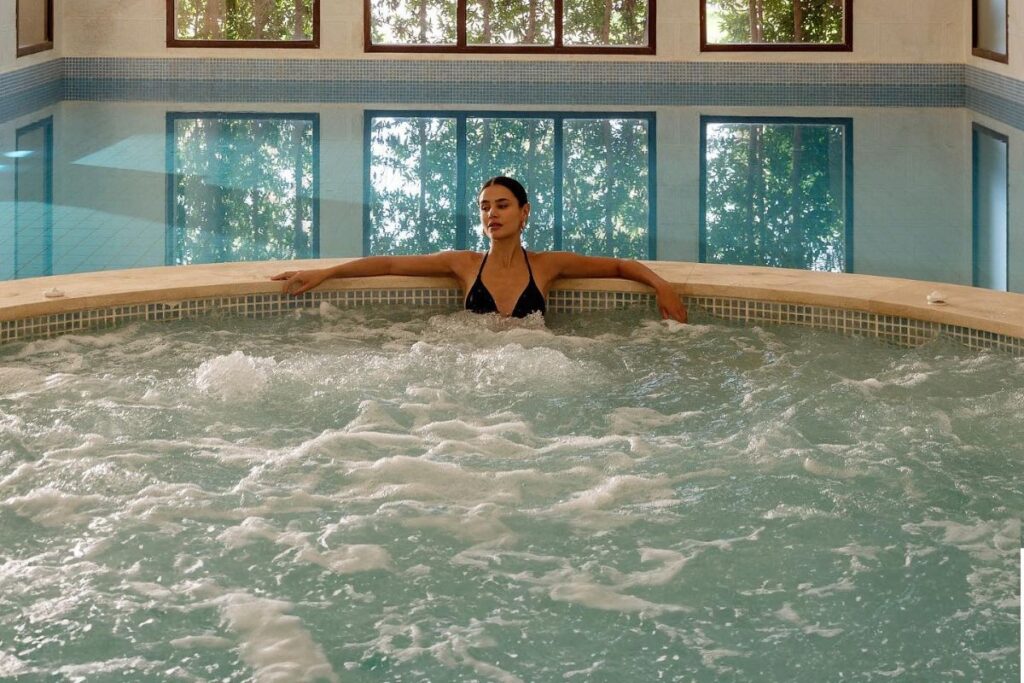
[61,58,965,85]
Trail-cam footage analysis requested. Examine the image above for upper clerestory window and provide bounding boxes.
[167,0,320,48]
[701,0,852,52]
[16,0,54,57]
[365,0,655,54]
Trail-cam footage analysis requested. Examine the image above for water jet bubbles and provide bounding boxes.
[193,350,278,402]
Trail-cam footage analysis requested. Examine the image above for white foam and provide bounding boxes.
[550,475,677,513]
[604,406,703,433]
[0,366,46,395]
[2,486,105,526]
[215,592,340,683]
[194,350,278,401]
[547,581,689,616]
[169,634,233,649]
[217,517,392,574]
[55,657,158,678]
[0,651,27,677]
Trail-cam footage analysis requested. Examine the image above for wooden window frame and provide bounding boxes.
[166,0,321,48]
[700,0,853,52]
[364,0,655,54]
[16,0,54,58]
[972,0,1009,64]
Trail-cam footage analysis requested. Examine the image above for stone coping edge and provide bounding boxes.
[0,260,1022,350]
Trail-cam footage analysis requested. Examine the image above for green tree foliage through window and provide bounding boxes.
[701,119,850,272]
[705,0,844,45]
[174,0,314,41]
[366,113,654,259]
[369,0,650,49]
[169,115,318,265]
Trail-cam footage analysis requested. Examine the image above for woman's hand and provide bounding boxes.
[655,285,688,323]
[271,268,330,296]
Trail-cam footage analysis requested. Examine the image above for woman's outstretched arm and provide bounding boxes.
[271,252,467,296]
[540,252,687,323]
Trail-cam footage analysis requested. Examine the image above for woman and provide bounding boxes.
[272,176,687,323]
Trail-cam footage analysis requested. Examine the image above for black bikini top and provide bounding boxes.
[465,247,547,318]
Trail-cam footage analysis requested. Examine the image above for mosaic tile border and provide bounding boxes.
[3,59,1023,113]
[61,58,964,85]
[57,79,965,108]
[1,290,1021,356]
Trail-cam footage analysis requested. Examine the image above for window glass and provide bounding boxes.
[562,118,651,256]
[367,0,652,51]
[564,0,649,47]
[367,117,459,254]
[370,0,457,45]
[972,124,1009,291]
[16,0,53,55]
[974,0,1008,61]
[703,0,848,48]
[14,118,53,279]
[172,0,316,43]
[467,0,554,46]
[366,113,654,259]
[168,114,319,265]
[701,118,852,272]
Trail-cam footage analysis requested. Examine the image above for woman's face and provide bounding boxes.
[478,185,529,241]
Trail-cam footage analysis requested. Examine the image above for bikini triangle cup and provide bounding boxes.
[464,247,546,318]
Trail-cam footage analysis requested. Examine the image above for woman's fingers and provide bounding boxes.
[270,271,297,281]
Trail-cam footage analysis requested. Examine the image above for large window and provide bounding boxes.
[700,116,853,272]
[366,0,654,53]
[701,0,851,51]
[16,0,54,57]
[365,111,656,258]
[168,0,319,47]
[166,113,320,266]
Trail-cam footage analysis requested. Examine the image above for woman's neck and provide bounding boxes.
[487,238,523,268]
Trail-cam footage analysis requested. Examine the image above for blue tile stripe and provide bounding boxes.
[59,58,965,85]
[2,58,1024,112]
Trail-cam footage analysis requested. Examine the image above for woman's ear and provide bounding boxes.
[521,202,531,228]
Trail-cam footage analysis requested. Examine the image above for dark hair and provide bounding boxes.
[480,176,529,207]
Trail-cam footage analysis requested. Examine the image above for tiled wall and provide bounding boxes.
[3,291,1022,356]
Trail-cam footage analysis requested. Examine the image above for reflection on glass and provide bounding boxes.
[365,112,654,259]
[173,0,315,41]
[466,117,555,251]
[370,0,457,44]
[167,114,319,266]
[704,0,845,45]
[467,0,554,45]
[14,117,53,279]
[972,123,1008,291]
[563,118,651,257]
[367,117,458,254]
[564,0,649,46]
[701,117,852,272]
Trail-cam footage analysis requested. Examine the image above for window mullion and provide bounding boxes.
[457,0,467,47]
[456,116,469,250]
[554,0,564,48]
[553,117,564,251]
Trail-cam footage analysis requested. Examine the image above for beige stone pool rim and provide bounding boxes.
[1,260,1022,354]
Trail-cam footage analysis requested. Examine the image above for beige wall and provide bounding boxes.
[58,0,967,63]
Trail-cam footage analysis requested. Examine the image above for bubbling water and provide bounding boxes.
[0,305,1020,681]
